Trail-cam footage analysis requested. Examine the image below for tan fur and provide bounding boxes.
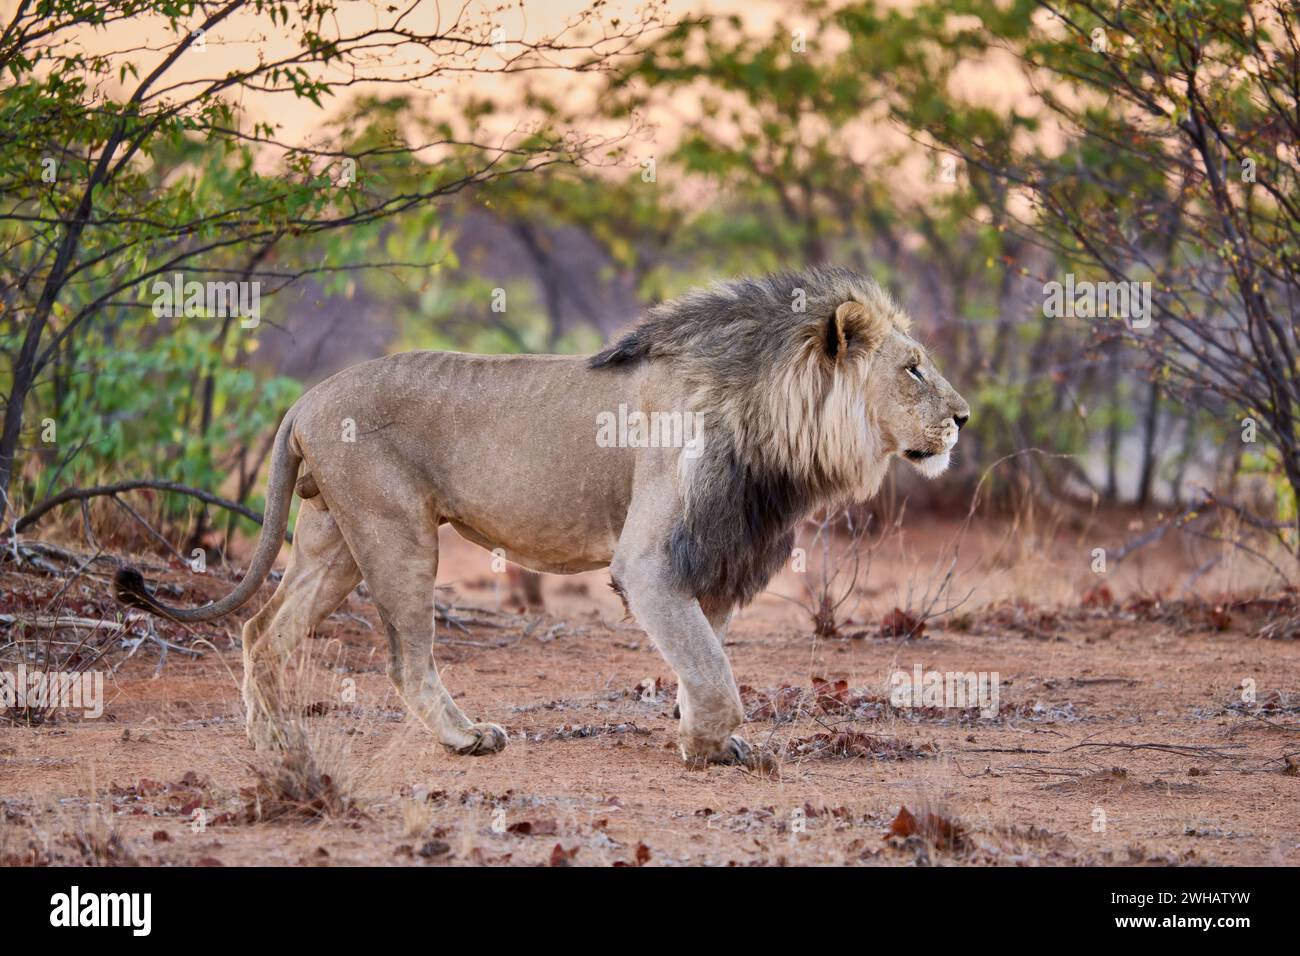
[115,276,968,769]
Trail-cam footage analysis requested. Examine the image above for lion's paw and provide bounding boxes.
[444,722,508,757]
[682,734,779,773]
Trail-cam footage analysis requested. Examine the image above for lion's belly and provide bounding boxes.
[446,519,614,574]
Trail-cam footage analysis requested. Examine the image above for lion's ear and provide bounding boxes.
[826,301,890,359]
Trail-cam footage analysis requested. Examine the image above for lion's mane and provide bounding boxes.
[591,267,911,614]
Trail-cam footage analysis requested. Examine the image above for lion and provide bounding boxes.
[115,267,970,768]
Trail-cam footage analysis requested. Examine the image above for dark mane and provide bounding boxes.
[589,266,899,612]
[589,266,879,370]
[668,431,816,616]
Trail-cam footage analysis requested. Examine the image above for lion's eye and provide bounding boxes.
[906,364,924,383]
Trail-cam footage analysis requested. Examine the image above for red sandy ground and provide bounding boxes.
[1,517,1297,866]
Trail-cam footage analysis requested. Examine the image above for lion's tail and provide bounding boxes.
[113,409,300,623]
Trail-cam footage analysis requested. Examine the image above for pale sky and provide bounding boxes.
[8,0,1045,208]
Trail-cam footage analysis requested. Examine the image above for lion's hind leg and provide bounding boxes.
[241,505,361,750]
[328,504,507,757]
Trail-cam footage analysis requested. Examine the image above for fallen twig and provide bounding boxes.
[1062,740,1246,759]
[0,613,122,631]
[109,495,185,563]
[42,547,104,611]
[10,479,291,542]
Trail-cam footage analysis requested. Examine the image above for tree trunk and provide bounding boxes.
[1135,379,1161,508]
[0,321,46,525]
[1104,349,1122,502]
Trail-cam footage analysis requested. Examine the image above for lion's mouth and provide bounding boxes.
[903,449,937,461]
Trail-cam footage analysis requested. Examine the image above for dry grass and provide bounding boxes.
[243,745,358,823]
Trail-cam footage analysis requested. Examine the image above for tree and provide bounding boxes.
[873,0,1300,546]
[591,3,1098,499]
[0,0,663,525]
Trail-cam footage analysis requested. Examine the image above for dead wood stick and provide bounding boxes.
[436,637,519,649]
[10,479,291,543]
[109,495,185,563]
[80,497,100,552]
[0,613,122,630]
[1062,741,1245,759]
[42,548,103,611]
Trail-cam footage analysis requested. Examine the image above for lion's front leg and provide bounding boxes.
[614,553,766,769]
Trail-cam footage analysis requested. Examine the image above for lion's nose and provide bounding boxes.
[953,413,969,430]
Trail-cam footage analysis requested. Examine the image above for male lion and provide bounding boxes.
[115,267,969,768]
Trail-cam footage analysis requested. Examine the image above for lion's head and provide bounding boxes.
[831,298,970,482]
[591,267,970,612]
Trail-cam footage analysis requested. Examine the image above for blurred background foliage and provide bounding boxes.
[2,0,1296,558]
